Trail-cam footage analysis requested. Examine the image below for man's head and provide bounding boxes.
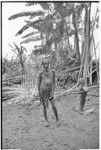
[42,59,49,69]
[79,78,85,86]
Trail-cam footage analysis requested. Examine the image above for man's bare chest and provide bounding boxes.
[41,71,53,86]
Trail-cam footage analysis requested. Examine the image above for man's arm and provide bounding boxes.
[78,86,88,94]
[38,72,42,96]
[53,71,55,92]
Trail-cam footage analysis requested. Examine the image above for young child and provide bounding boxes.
[38,59,60,127]
[78,78,89,113]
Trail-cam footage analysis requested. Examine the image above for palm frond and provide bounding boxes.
[33,48,45,55]
[33,24,41,31]
[8,11,44,20]
[25,2,35,7]
[14,42,20,53]
[26,2,49,10]
[52,20,65,42]
[26,18,43,27]
[10,48,18,55]
[16,19,42,36]
[60,7,73,17]
[8,44,14,49]
[34,45,43,49]
[54,3,74,18]
[65,3,74,9]
[39,3,49,10]
[40,14,53,33]
[44,38,54,50]
[54,3,62,10]
[58,20,65,36]
[21,46,27,52]
[33,47,51,55]
[21,36,41,44]
[22,31,39,38]
[15,25,28,36]
[75,4,85,20]
[25,22,41,32]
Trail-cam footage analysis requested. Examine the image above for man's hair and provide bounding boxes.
[42,59,49,65]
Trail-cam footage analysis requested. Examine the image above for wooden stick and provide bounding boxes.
[90,37,93,85]
[66,66,80,72]
[68,92,99,97]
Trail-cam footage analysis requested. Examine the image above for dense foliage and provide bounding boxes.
[2,2,99,88]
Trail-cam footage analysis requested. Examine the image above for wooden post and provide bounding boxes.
[90,57,92,85]
[82,3,91,86]
[93,36,99,85]
[89,36,93,85]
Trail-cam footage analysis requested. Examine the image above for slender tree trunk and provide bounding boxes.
[55,42,60,64]
[19,55,25,75]
[41,33,43,46]
[83,3,91,85]
[72,9,80,61]
[67,35,70,49]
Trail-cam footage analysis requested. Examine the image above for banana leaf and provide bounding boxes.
[8,11,44,20]
[22,31,39,38]
[21,36,41,44]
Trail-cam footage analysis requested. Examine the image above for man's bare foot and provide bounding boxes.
[56,120,61,127]
[44,121,49,127]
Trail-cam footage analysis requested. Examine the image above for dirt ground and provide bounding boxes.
[2,86,99,150]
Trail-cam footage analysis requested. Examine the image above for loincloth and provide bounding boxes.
[40,88,54,108]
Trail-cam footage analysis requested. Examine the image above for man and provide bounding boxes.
[38,59,60,127]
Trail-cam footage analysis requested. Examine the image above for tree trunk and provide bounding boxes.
[72,9,80,62]
[78,3,91,84]
[54,42,61,64]
[19,55,25,75]
[83,3,91,85]
[41,33,43,46]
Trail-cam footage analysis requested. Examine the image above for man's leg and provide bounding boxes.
[43,105,48,121]
[50,98,59,121]
[80,97,86,111]
[50,98,61,126]
[42,99,49,127]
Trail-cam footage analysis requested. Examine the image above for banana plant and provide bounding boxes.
[8,2,84,62]
[9,43,27,74]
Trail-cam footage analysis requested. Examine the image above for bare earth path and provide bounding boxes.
[2,87,99,150]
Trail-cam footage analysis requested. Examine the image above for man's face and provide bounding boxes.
[42,61,49,69]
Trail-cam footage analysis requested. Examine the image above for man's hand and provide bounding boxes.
[83,86,89,92]
[50,89,54,98]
